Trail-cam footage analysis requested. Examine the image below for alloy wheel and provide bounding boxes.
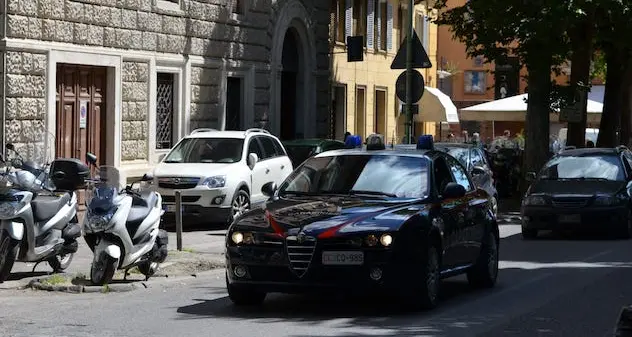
[426,248,440,303]
[487,234,499,279]
[231,193,250,218]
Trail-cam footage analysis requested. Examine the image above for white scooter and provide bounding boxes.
[82,153,168,285]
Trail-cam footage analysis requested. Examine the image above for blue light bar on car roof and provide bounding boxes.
[344,135,362,148]
[366,134,386,150]
[417,134,434,150]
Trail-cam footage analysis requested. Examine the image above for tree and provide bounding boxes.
[433,0,569,174]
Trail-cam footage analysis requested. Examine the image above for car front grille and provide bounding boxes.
[161,195,201,203]
[157,177,200,189]
[552,198,589,208]
[286,235,316,278]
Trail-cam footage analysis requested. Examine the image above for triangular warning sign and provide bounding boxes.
[390,30,433,69]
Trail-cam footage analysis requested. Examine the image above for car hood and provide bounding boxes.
[236,196,429,238]
[529,179,626,196]
[153,163,235,178]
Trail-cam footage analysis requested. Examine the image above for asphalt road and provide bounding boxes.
[1,221,631,337]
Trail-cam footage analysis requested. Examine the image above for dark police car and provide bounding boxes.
[521,146,632,239]
[224,134,499,310]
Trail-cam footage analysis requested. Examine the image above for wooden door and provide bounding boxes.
[55,64,107,164]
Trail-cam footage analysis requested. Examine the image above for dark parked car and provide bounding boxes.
[396,142,498,216]
[521,146,632,239]
[282,139,346,167]
[225,136,499,310]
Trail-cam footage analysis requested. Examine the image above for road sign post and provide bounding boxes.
[404,0,414,144]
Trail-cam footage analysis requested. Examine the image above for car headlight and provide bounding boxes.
[0,202,19,218]
[593,195,618,206]
[201,175,226,188]
[231,231,254,245]
[524,195,547,206]
[380,234,393,247]
[85,207,117,232]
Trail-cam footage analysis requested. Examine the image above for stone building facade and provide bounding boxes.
[0,0,331,178]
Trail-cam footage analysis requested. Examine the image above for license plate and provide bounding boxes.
[322,251,364,265]
[558,214,580,223]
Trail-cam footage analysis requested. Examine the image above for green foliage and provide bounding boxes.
[591,51,607,82]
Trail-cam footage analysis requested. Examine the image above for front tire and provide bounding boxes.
[0,231,19,283]
[91,253,117,286]
[467,231,499,288]
[226,273,266,306]
[615,211,632,239]
[48,253,74,272]
[228,189,250,224]
[406,245,441,310]
[138,261,159,278]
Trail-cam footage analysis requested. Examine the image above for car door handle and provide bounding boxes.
[265,168,270,174]
[281,165,285,170]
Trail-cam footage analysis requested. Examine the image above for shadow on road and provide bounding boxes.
[6,271,50,282]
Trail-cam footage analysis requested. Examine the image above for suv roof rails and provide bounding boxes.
[190,128,218,134]
[245,128,270,135]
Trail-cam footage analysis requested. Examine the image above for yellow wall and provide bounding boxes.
[331,1,438,144]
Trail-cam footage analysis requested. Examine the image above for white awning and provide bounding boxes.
[459,93,603,122]
[410,87,459,123]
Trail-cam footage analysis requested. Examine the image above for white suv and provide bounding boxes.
[150,128,294,225]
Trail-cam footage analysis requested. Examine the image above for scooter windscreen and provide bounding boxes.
[87,186,118,215]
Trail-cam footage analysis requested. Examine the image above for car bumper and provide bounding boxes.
[225,244,405,294]
[521,205,628,231]
[155,186,233,224]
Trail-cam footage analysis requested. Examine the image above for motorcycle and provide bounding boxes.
[0,146,86,282]
[82,153,168,285]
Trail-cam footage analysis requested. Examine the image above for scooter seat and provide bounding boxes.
[126,191,158,238]
[32,193,71,222]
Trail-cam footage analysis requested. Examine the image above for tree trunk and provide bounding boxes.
[597,45,624,147]
[619,52,632,146]
[566,20,595,147]
[524,53,552,177]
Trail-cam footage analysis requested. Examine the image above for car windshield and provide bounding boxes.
[446,148,469,168]
[278,154,430,199]
[539,154,625,181]
[285,145,318,167]
[163,138,244,164]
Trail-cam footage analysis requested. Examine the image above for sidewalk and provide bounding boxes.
[1,229,227,289]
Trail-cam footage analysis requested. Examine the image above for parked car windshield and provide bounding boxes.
[163,138,244,164]
[278,154,430,199]
[285,145,317,167]
[539,154,625,181]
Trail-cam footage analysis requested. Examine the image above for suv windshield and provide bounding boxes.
[278,154,430,199]
[163,138,244,164]
[539,154,625,181]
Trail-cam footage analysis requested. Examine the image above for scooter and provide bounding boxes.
[82,153,168,285]
[0,151,85,283]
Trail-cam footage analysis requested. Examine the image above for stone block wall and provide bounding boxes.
[4,51,48,161]
[121,61,149,161]
[190,65,221,130]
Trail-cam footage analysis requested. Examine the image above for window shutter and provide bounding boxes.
[345,0,352,39]
[376,1,381,49]
[367,0,374,49]
[422,15,430,51]
[386,1,393,51]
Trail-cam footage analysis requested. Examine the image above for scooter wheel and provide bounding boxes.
[138,261,159,278]
[91,254,117,286]
[47,253,74,272]
[0,231,19,283]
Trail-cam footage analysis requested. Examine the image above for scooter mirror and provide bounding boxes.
[86,152,98,165]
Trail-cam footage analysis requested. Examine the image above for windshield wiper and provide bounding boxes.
[348,190,397,198]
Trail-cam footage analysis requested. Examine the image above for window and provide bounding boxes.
[539,154,625,181]
[163,138,244,164]
[464,70,487,94]
[279,154,430,199]
[446,148,469,169]
[156,73,175,149]
[259,136,279,160]
[379,1,387,50]
[353,0,366,37]
[247,137,265,159]
[470,149,485,168]
[333,0,345,43]
[232,0,243,14]
[433,157,454,195]
[272,138,286,156]
[446,156,474,192]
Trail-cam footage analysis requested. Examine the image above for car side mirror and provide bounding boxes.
[86,152,97,166]
[442,182,466,199]
[471,166,486,176]
[141,173,153,182]
[525,171,536,182]
[261,181,277,197]
[247,153,258,170]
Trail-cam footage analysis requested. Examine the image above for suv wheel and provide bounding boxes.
[229,189,250,223]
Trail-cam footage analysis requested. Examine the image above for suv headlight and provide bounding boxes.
[593,195,618,206]
[524,195,547,206]
[201,176,226,188]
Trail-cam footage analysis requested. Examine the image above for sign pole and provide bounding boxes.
[405,0,414,144]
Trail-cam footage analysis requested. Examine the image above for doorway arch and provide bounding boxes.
[270,0,317,140]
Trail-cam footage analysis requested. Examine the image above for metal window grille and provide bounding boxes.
[156,73,175,149]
